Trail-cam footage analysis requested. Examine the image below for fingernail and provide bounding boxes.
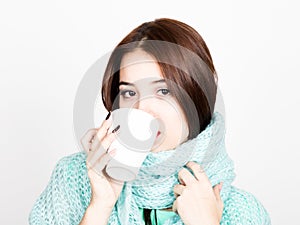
[105,111,111,120]
[112,125,120,133]
[219,182,223,191]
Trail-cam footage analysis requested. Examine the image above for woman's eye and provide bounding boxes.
[120,90,136,98]
[157,88,170,96]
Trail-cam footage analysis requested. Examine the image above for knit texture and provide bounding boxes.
[29,112,271,224]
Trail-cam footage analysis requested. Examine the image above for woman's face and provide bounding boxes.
[118,50,189,152]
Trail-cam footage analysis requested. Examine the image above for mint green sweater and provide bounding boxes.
[29,110,271,225]
[29,152,271,224]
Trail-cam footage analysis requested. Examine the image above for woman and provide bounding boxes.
[29,18,271,225]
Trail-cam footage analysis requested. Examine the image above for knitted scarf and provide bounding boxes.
[29,111,271,224]
[107,112,236,224]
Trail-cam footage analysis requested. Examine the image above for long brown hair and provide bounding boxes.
[101,18,217,223]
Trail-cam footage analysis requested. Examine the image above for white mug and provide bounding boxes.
[105,108,159,181]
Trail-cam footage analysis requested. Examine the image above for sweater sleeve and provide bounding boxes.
[221,186,271,225]
[29,152,91,225]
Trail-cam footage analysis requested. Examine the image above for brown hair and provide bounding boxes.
[102,18,217,140]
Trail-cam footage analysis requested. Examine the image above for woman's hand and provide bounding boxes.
[172,161,223,225]
[80,113,124,212]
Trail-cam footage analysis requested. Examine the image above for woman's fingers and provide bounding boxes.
[173,184,185,197]
[178,161,210,186]
[90,116,113,151]
[172,198,179,214]
[80,128,98,153]
[101,125,120,150]
[95,114,113,140]
[213,183,224,207]
[213,182,224,220]
[178,168,196,186]
[213,183,222,201]
[80,112,112,153]
[185,161,209,183]
[87,131,118,167]
[90,149,116,175]
[175,161,224,223]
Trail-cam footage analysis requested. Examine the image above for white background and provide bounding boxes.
[1,0,299,224]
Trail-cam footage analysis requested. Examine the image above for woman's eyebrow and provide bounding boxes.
[119,81,134,86]
[152,79,166,84]
[119,79,166,86]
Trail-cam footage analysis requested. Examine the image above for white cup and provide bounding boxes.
[105,108,159,181]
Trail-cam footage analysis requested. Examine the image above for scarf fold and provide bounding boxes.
[108,112,235,224]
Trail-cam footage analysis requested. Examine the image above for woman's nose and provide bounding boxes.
[133,97,157,116]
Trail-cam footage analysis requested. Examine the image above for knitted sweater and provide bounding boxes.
[29,112,271,224]
[29,152,270,224]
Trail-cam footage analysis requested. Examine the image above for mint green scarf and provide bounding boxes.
[29,111,270,224]
[108,112,235,224]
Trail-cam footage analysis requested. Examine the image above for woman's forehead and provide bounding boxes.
[119,51,163,83]
[120,49,156,66]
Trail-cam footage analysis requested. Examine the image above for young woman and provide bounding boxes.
[29,18,271,225]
